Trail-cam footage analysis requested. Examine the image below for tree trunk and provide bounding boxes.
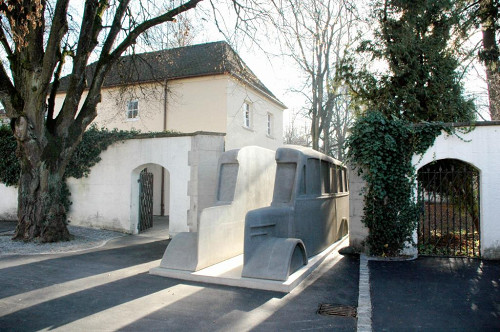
[311,111,320,151]
[485,68,500,120]
[13,161,71,242]
[12,116,71,243]
[479,0,499,120]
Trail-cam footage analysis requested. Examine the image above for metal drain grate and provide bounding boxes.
[317,303,357,317]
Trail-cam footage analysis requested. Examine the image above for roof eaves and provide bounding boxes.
[228,72,287,109]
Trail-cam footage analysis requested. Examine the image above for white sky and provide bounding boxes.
[66,0,492,124]
[183,1,490,121]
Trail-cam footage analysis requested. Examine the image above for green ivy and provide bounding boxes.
[65,125,140,179]
[346,110,447,256]
[0,125,20,187]
[0,124,179,211]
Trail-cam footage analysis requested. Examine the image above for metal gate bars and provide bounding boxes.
[139,168,154,232]
[417,160,480,257]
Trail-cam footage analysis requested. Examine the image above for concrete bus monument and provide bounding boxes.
[156,146,276,272]
[151,146,349,292]
[242,146,349,281]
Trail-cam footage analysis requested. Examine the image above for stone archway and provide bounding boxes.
[348,123,500,258]
[417,159,480,257]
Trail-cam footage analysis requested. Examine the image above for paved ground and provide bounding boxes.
[370,257,500,332]
[0,221,16,233]
[0,229,359,331]
[1,220,499,331]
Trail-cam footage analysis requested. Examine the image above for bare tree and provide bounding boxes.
[0,0,204,242]
[324,83,357,161]
[265,0,359,155]
[283,111,311,146]
[140,12,201,49]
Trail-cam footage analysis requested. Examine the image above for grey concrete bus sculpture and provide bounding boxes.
[158,146,276,272]
[242,146,349,281]
[154,145,348,285]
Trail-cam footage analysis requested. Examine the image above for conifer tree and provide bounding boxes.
[351,0,475,122]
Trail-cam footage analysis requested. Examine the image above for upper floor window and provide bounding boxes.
[267,112,273,136]
[127,100,139,119]
[243,102,251,128]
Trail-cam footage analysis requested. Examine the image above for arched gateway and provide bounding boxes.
[412,122,500,259]
[417,159,480,257]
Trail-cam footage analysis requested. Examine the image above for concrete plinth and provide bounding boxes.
[150,236,348,293]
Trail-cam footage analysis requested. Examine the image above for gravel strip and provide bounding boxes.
[0,225,124,256]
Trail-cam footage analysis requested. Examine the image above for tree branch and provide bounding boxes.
[109,0,204,61]
[41,0,70,87]
[55,0,108,136]
[0,61,21,118]
[100,0,131,58]
[0,23,14,59]
[46,49,69,132]
[72,0,204,139]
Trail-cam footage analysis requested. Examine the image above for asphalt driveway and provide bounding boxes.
[1,221,499,331]
[370,257,500,332]
[0,234,359,331]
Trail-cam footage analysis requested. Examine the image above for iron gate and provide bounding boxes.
[417,160,480,257]
[139,168,154,232]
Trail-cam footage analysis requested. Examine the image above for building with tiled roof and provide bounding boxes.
[52,42,286,222]
[55,41,286,151]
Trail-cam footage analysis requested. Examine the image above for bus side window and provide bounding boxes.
[217,163,239,202]
[338,167,344,193]
[321,160,330,194]
[331,164,339,194]
[307,158,321,196]
[344,168,349,192]
[274,163,297,203]
[299,165,306,195]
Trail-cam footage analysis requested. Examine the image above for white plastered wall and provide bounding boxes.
[348,124,500,258]
[225,77,284,151]
[186,134,226,232]
[54,83,166,132]
[63,133,224,235]
[348,166,369,251]
[53,74,285,151]
[66,135,191,233]
[0,183,17,220]
[165,76,228,133]
[413,124,500,259]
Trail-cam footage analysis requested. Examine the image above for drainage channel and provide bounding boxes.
[317,303,357,318]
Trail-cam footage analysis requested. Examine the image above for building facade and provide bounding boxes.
[55,41,286,151]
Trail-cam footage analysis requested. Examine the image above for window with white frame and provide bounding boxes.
[243,102,251,128]
[127,100,139,119]
[267,112,273,136]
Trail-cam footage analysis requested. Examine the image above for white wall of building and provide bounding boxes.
[53,74,285,152]
[54,84,166,132]
[66,135,192,234]
[225,78,284,151]
[348,167,369,251]
[0,183,17,220]
[166,76,228,134]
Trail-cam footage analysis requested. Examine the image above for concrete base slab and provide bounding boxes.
[149,236,348,293]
